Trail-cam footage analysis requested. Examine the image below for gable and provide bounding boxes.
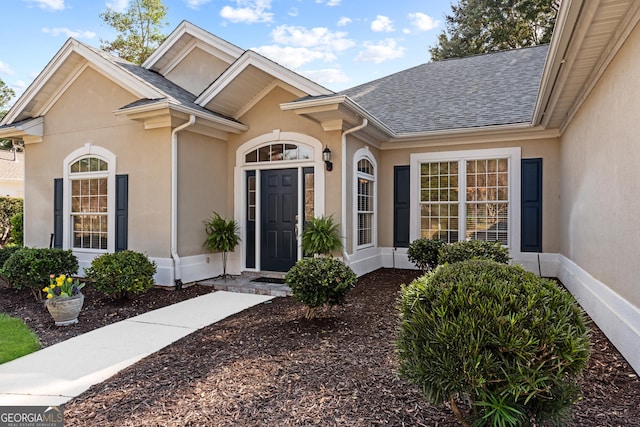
[45,66,138,136]
[162,46,233,96]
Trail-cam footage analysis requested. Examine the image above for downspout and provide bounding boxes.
[171,114,196,290]
[341,117,368,261]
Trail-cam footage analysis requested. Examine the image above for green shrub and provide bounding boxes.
[0,197,22,247]
[438,239,510,265]
[407,238,445,272]
[397,260,590,426]
[85,250,156,300]
[0,246,20,270]
[1,248,78,299]
[301,216,342,257]
[285,257,356,318]
[9,212,23,246]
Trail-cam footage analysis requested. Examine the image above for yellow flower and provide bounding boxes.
[67,277,73,283]
[47,294,52,299]
[43,287,49,292]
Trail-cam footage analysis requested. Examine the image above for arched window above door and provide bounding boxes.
[245,142,313,163]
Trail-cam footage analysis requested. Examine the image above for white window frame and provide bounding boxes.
[63,143,116,253]
[409,147,521,257]
[353,147,377,251]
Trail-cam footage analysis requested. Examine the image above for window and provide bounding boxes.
[245,143,312,163]
[354,152,376,249]
[62,144,117,252]
[70,157,109,249]
[411,148,520,249]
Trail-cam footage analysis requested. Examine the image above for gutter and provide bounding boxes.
[341,117,368,261]
[171,114,196,290]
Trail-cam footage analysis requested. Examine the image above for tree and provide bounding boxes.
[99,0,168,65]
[0,78,15,151]
[429,0,560,61]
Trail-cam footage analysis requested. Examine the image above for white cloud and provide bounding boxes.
[0,62,15,76]
[408,12,440,32]
[337,16,351,27]
[186,0,211,9]
[24,0,65,11]
[355,39,406,64]
[42,27,97,39]
[220,0,274,23]
[316,0,341,6]
[300,68,350,85]
[271,25,355,52]
[371,15,394,33]
[288,7,298,17]
[106,0,129,11]
[252,45,332,69]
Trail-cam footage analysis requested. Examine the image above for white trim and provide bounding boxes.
[62,143,116,253]
[352,147,377,253]
[409,147,522,261]
[234,131,325,271]
[558,255,640,375]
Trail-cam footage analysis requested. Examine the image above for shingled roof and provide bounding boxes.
[340,45,549,134]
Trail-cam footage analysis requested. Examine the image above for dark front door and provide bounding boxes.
[261,169,298,272]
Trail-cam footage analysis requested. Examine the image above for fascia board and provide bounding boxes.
[195,51,332,106]
[143,21,244,71]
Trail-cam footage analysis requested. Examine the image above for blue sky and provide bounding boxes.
[0,0,453,101]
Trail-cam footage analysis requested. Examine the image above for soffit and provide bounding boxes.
[540,0,640,130]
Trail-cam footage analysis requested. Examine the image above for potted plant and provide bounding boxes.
[43,274,85,326]
[301,215,343,257]
[203,212,240,280]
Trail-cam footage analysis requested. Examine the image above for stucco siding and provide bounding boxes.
[24,67,173,258]
[560,23,640,308]
[163,47,231,96]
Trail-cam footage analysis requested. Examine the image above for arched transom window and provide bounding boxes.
[69,156,109,250]
[245,142,312,163]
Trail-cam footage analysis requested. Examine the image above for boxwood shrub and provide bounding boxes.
[1,248,78,299]
[397,260,590,426]
[85,250,156,300]
[407,237,445,272]
[438,239,510,264]
[285,257,357,319]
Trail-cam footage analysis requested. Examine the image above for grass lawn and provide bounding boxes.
[0,313,41,364]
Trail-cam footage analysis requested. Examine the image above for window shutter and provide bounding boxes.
[53,178,63,249]
[393,165,410,248]
[521,158,542,252]
[115,174,128,252]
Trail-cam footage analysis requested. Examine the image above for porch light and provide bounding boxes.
[323,145,333,171]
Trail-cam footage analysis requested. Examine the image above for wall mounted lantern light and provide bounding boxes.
[323,145,333,171]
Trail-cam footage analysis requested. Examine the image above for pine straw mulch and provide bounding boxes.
[2,268,639,426]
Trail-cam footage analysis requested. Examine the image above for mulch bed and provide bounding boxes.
[2,269,639,426]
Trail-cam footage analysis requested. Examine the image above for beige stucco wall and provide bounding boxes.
[164,47,232,96]
[375,138,561,252]
[560,23,640,307]
[25,67,173,258]
[177,130,229,256]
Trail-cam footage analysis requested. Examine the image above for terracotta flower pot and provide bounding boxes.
[45,293,84,326]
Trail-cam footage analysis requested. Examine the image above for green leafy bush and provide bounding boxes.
[1,248,78,299]
[301,216,342,257]
[0,197,22,247]
[85,250,156,300]
[0,246,20,285]
[285,257,356,318]
[397,260,590,426]
[407,237,445,272]
[9,212,23,246]
[438,239,510,265]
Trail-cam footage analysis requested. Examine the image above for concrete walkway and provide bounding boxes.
[0,291,274,406]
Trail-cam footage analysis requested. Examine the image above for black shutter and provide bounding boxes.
[521,158,542,252]
[393,165,410,248]
[115,174,128,252]
[53,178,63,248]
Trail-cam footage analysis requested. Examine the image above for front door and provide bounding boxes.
[261,168,298,271]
